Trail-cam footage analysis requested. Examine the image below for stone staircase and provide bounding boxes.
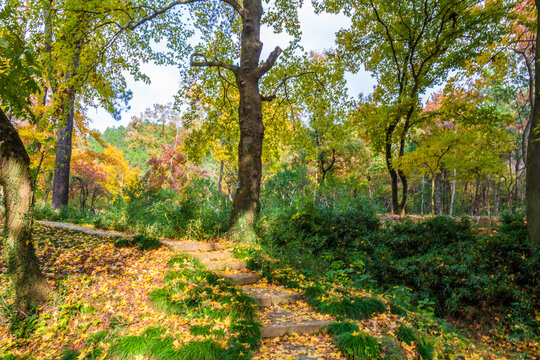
[162,239,333,339]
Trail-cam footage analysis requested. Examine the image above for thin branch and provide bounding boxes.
[127,0,201,30]
[261,71,318,102]
[190,53,239,74]
[254,46,282,78]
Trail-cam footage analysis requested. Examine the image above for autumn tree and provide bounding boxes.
[0,1,50,312]
[315,0,507,214]
[30,0,188,209]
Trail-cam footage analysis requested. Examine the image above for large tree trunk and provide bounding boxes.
[51,43,80,210]
[229,1,267,229]
[526,1,540,247]
[0,109,50,313]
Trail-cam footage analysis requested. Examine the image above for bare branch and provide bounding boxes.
[254,46,282,78]
[190,53,239,74]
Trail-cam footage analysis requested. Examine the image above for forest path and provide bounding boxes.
[37,220,133,237]
[36,221,343,358]
[164,239,345,359]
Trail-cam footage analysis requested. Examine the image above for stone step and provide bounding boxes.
[204,260,247,271]
[190,251,234,261]
[243,288,302,307]
[222,272,262,286]
[161,240,221,252]
[261,320,332,338]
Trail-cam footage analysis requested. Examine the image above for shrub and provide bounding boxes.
[336,331,381,360]
[114,235,161,251]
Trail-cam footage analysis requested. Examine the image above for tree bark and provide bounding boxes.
[434,172,443,215]
[450,169,456,216]
[51,92,76,209]
[0,108,50,313]
[526,1,540,247]
[228,1,281,229]
[385,123,400,214]
[51,45,80,209]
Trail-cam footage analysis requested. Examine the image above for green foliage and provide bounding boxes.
[417,338,435,360]
[395,324,418,345]
[147,255,260,360]
[357,216,539,336]
[104,180,230,239]
[113,235,161,251]
[176,340,223,360]
[33,203,95,225]
[336,331,381,360]
[326,321,360,336]
[317,297,386,320]
[109,327,180,360]
[0,1,40,118]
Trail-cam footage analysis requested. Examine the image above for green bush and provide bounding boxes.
[326,321,360,336]
[395,324,417,345]
[358,215,539,335]
[114,235,161,251]
[336,331,381,360]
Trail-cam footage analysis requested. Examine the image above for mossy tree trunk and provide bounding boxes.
[0,108,50,313]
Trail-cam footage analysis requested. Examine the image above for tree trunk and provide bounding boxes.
[421,175,425,215]
[51,45,80,210]
[385,124,400,214]
[51,88,76,209]
[229,1,272,229]
[494,181,500,216]
[450,170,457,216]
[526,1,540,247]
[435,172,443,215]
[431,175,436,215]
[0,109,50,313]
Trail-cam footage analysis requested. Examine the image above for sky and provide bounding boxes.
[87,3,377,132]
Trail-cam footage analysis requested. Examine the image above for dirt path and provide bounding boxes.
[37,220,133,237]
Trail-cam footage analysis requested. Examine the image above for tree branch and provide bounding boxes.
[261,71,318,102]
[127,0,202,30]
[219,0,241,13]
[254,46,282,78]
[190,53,239,74]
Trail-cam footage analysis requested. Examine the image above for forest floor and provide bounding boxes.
[0,222,537,359]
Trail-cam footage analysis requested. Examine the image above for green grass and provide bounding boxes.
[176,340,224,360]
[417,338,435,360]
[395,324,418,345]
[326,321,360,336]
[146,255,260,360]
[113,235,162,250]
[336,331,381,360]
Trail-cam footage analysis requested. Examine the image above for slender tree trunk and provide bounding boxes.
[385,123,400,214]
[435,172,443,215]
[218,160,224,195]
[494,181,500,216]
[421,175,425,215]
[450,170,456,216]
[0,109,50,313]
[431,175,436,215]
[527,1,540,246]
[471,179,480,215]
